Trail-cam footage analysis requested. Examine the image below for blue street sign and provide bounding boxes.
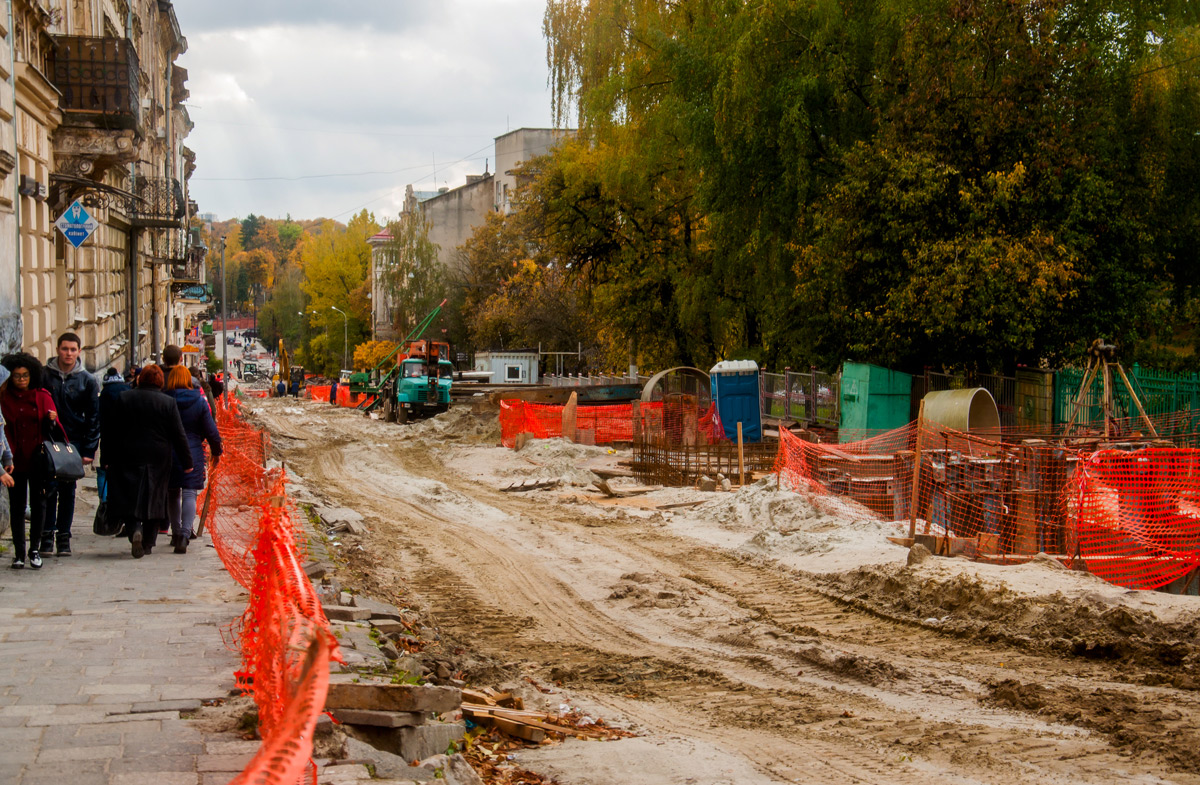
[55,200,98,248]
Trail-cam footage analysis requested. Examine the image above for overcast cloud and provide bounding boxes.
[175,1,556,223]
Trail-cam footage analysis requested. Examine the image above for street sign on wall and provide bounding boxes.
[54,200,98,248]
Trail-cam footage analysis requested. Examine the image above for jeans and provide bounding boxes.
[7,471,47,561]
[168,488,199,539]
[43,478,76,550]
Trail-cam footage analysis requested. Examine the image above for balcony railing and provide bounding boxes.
[131,177,185,228]
[150,227,189,264]
[46,36,140,128]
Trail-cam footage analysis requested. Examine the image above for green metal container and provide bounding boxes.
[840,362,913,441]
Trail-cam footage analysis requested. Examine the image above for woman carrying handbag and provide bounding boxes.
[0,354,59,569]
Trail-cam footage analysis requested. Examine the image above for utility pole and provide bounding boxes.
[220,238,228,400]
[331,306,348,372]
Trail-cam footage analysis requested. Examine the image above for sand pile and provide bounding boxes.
[678,475,906,557]
[405,406,503,444]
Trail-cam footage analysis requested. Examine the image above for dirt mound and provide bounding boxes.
[815,564,1200,676]
[677,476,905,558]
[499,438,612,487]
[405,406,502,444]
[988,678,1200,772]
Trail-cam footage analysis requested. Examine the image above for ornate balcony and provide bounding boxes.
[47,36,140,127]
[47,35,142,180]
[150,227,189,265]
[131,177,186,228]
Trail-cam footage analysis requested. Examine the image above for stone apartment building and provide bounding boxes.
[370,127,571,340]
[0,0,201,373]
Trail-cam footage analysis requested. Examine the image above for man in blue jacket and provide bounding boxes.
[43,332,100,556]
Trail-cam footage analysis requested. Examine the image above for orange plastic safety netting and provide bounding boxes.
[776,412,1200,590]
[200,394,343,783]
[500,399,723,448]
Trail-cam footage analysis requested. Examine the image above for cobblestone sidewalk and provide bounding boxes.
[0,479,257,785]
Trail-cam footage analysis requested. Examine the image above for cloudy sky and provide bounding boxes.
[174,1,556,224]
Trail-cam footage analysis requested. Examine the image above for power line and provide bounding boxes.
[188,114,485,141]
[193,142,495,183]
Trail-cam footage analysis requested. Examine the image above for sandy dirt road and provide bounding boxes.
[251,396,1200,785]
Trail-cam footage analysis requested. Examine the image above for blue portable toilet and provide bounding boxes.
[710,360,762,443]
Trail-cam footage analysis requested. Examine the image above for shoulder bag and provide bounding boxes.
[39,421,85,482]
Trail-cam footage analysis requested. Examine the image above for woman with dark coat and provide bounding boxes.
[0,354,59,569]
[164,366,222,553]
[114,365,193,558]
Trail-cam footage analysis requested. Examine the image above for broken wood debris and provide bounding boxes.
[655,499,706,510]
[461,702,628,741]
[590,479,663,498]
[500,478,562,492]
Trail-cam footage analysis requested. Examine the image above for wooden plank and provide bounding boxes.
[656,500,706,510]
[491,716,546,743]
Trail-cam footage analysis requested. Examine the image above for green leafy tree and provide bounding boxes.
[379,211,444,337]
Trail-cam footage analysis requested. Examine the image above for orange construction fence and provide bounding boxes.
[500,399,723,448]
[776,413,1200,591]
[199,395,342,784]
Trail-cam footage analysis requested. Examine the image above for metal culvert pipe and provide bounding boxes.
[921,387,1001,434]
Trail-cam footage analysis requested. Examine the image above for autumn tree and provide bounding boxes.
[540,0,1200,371]
[297,210,379,375]
[379,210,444,337]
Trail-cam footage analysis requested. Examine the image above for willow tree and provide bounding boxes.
[541,0,1200,371]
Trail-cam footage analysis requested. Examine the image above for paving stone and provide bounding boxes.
[35,744,120,763]
[109,754,201,773]
[204,740,260,755]
[110,774,199,785]
[21,773,107,785]
[131,699,202,714]
[331,708,425,728]
[325,683,461,713]
[196,753,256,772]
[324,605,372,621]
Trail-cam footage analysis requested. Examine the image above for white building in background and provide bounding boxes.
[370,128,572,339]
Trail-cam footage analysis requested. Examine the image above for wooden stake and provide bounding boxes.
[909,400,926,540]
[737,422,745,487]
[1115,363,1159,437]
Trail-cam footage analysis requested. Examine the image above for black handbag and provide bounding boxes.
[93,501,120,536]
[39,422,85,482]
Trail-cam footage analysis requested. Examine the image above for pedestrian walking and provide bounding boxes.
[164,366,221,553]
[99,367,131,537]
[114,366,192,559]
[330,379,338,405]
[0,354,59,569]
[42,332,100,556]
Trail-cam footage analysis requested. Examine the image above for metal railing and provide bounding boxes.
[544,374,650,388]
[760,369,840,428]
[131,177,185,225]
[149,227,189,264]
[47,35,140,125]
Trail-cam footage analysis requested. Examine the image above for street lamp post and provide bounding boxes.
[220,239,228,401]
[331,306,348,372]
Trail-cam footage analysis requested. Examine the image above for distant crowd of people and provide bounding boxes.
[0,334,224,567]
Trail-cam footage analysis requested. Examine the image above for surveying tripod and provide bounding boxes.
[1063,339,1158,438]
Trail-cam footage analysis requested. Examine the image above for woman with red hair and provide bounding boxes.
[164,365,221,553]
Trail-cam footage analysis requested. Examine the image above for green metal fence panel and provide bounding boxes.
[1054,364,1200,429]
